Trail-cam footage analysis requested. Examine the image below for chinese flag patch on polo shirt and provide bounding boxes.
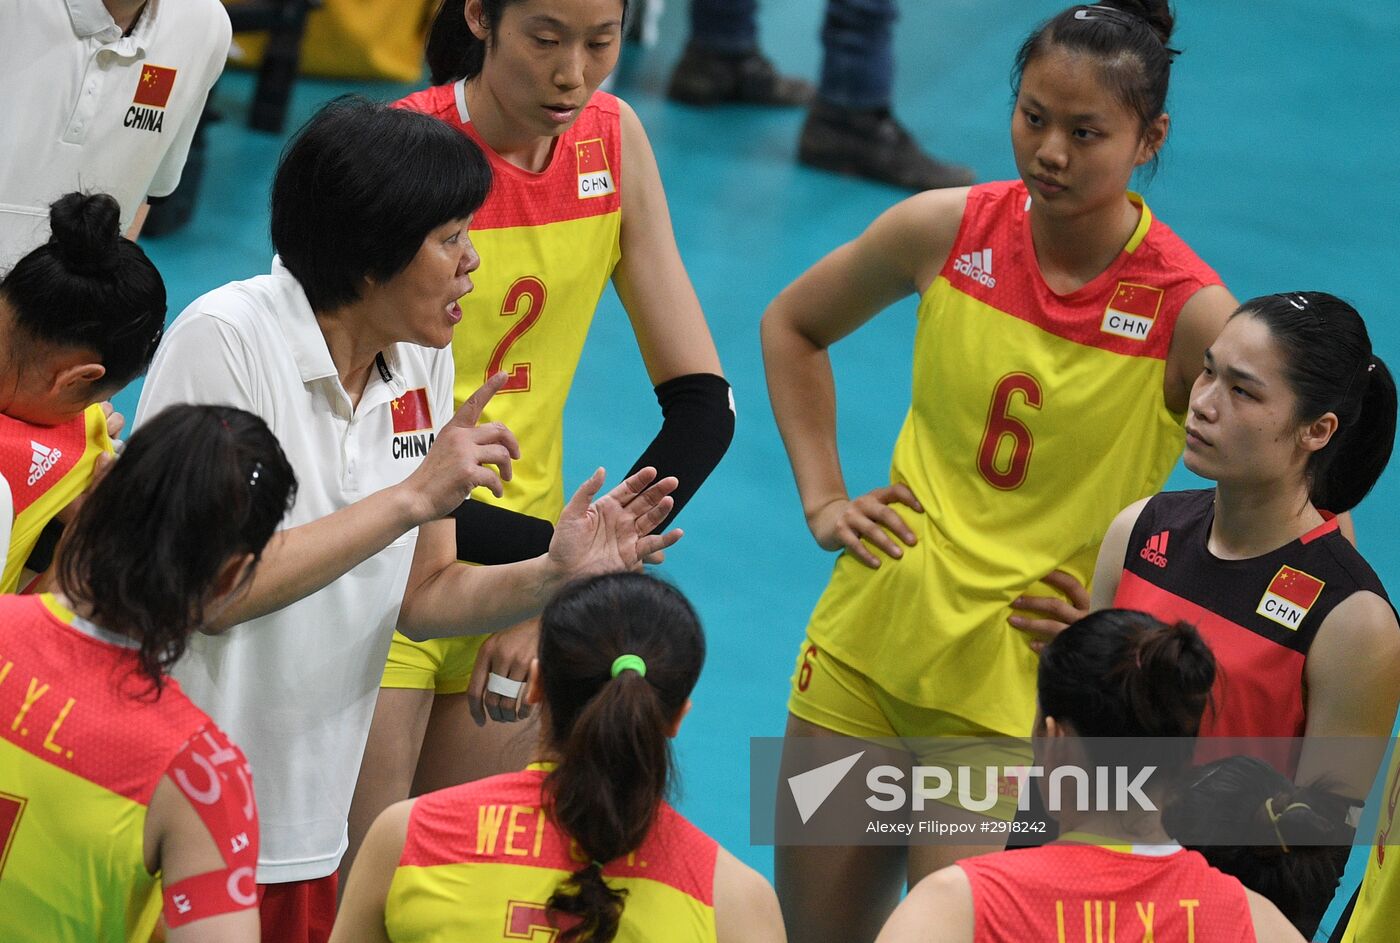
[133,65,178,108]
[390,389,433,433]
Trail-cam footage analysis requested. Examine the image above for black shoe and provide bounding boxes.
[798,101,975,191]
[667,44,815,107]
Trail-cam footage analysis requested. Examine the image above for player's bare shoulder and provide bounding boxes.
[713,846,785,943]
[870,186,972,293]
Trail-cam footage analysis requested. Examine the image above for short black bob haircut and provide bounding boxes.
[270,96,492,313]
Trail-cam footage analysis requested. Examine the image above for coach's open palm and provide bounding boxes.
[549,467,682,578]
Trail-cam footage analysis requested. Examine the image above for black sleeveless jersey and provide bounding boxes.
[1112,490,1388,771]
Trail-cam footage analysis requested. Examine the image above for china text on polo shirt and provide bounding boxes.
[0,0,231,269]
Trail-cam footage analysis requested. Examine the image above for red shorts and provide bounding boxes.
[258,873,338,943]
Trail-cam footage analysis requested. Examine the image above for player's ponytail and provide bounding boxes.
[426,0,482,85]
[538,573,704,942]
[57,405,296,691]
[0,192,165,395]
[1013,2,1178,173]
[1235,292,1397,514]
[1039,610,1214,774]
[1163,756,1351,937]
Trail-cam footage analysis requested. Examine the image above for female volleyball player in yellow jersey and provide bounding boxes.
[0,192,164,592]
[351,0,733,876]
[760,3,1238,939]
[0,404,297,942]
[333,573,783,943]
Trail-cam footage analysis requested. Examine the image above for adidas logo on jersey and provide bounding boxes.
[27,440,61,486]
[1139,530,1169,568]
[953,248,996,287]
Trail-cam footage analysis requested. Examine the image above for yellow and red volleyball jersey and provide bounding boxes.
[396,84,623,520]
[385,765,718,942]
[1344,746,1400,942]
[0,594,258,942]
[958,842,1254,941]
[805,180,1222,736]
[0,403,111,593]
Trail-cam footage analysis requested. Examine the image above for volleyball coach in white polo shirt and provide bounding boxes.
[135,99,683,943]
[0,0,230,270]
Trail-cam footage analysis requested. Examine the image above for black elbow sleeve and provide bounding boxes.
[451,500,555,565]
[625,372,735,530]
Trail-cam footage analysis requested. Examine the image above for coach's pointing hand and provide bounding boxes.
[401,372,520,523]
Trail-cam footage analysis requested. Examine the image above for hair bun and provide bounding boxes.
[1125,617,1214,735]
[48,192,122,275]
[1101,0,1176,47]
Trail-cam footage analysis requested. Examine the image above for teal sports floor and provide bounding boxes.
[115,2,1399,936]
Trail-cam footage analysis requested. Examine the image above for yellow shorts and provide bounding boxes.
[380,631,489,695]
[788,636,1027,820]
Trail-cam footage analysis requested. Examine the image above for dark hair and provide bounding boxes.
[1013,2,1178,174]
[1039,609,1214,772]
[1,192,165,392]
[1163,756,1351,937]
[58,405,296,691]
[270,96,492,312]
[426,0,629,85]
[538,572,704,943]
[1232,292,1396,513]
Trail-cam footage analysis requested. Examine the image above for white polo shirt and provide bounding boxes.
[0,0,231,270]
[135,259,455,883]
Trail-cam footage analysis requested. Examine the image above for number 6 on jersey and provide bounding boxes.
[977,372,1043,490]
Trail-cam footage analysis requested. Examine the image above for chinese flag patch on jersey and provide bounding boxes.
[390,388,432,434]
[132,65,178,108]
[1256,565,1325,631]
[575,138,615,199]
[1100,281,1164,341]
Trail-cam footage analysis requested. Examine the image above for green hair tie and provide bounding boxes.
[610,654,647,678]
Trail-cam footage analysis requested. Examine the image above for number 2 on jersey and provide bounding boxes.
[487,276,548,393]
[504,900,560,940]
[0,792,26,878]
[977,373,1043,490]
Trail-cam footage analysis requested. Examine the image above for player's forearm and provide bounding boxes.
[396,555,565,641]
[209,486,423,630]
[761,313,850,518]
